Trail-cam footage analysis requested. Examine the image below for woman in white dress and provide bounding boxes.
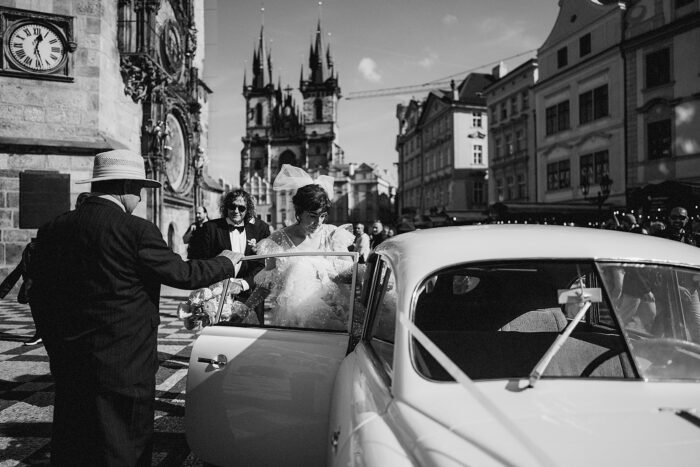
[233,165,355,329]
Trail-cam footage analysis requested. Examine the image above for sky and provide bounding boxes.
[202,0,560,187]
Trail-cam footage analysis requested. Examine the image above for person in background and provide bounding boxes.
[30,149,242,466]
[188,189,271,322]
[655,206,695,246]
[183,206,209,245]
[370,220,387,249]
[350,222,370,263]
[619,213,648,235]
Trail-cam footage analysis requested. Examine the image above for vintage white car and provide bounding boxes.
[186,225,700,466]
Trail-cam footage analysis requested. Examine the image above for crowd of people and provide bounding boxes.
[3,144,699,464]
[603,205,697,246]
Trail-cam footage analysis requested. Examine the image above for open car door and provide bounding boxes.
[186,252,359,466]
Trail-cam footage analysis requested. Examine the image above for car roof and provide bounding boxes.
[376,224,700,287]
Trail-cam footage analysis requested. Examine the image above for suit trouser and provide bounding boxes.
[51,376,155,467]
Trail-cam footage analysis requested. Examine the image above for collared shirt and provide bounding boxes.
[97,194,126,212]
[225,219,249,290]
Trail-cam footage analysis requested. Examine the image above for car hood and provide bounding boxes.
[399,380,700,467]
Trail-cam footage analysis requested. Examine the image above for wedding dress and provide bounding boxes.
[253,224,355,329]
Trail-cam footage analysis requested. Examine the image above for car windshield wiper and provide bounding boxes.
[528,283,602,388]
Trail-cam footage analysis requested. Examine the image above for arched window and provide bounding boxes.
[255,103,263,126]
[314,98,323,121]
[279,150,296,166]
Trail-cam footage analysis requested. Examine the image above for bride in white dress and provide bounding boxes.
[233,165,355,329]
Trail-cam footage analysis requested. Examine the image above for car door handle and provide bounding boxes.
[197,354,228,367]
[330,429,340,453]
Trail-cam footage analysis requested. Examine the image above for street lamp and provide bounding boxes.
[581,173,613,219]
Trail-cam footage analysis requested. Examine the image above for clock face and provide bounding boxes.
[161,21,183,75]
[8,22,66,73]
[164,113,187,191]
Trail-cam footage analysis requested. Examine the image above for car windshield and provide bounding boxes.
[412,260,700,383]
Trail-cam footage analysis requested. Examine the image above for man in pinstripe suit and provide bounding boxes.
[30,150,242,466]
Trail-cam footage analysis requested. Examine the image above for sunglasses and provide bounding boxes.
[670,215,688,221]
[228,205,247,212]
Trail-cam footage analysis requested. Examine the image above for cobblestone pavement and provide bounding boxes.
[0,295,205,466]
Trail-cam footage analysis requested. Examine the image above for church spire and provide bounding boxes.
[250,5,271,90]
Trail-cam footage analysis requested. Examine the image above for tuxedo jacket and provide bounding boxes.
[187,217,271,287]
[30,197,236,387]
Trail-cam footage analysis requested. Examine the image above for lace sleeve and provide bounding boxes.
[329,223,355,252]
[253,233,286,289]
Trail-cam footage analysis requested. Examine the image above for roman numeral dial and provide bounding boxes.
[8,22,66,73]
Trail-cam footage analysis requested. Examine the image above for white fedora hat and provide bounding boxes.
[77,149,161,188]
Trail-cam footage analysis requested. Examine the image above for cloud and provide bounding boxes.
[418,50,439,69]
[442,14,458,26]
[358,57,382,83]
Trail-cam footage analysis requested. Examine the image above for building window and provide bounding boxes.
[505,134,513,156]
[516,130,524,151]
[495,138,502,158]
[490,105,498,123]
[314,98,323,121]
[580,150,609,185]
[500,103,507,120]
[547,160,570,191]
[647,119,672,160]
[579,84,609,124]
[474,181,484,205]
[579,33,591,57]
[645,48,670,88]
[473,112,482,128]
[255,103,263,126]
[506,176,514,200]
[557,47,568,68]
[521,91,529,110]
[545,100,570,135]
[510,96,518,115]
[517,174,526,199]
[496,179,504,201]
[474,145,483,164]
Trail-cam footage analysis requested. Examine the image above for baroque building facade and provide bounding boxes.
[533,0,626,210]
[0,0,211,285]
[484,60,538,205]
[395,74,494,224]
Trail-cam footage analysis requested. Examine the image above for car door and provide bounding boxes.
[186,252,359,467]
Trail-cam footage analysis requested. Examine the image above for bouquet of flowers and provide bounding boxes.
[177,280,235,331]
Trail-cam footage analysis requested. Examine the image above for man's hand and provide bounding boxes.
[217,250,243,265]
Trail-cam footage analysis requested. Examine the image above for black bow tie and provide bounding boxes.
[229,224,245,233]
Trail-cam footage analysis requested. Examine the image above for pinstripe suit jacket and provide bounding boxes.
[30,197,235,387]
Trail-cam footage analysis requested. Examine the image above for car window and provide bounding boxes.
[412,260,633,382]
[598,263,700,381]
[367,260,396,375]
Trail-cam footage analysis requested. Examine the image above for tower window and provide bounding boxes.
[314,98,323,121]
[255,103,263,126]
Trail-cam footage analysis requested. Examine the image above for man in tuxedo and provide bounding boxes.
[188,189,271,322]
[29,149,242,466]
